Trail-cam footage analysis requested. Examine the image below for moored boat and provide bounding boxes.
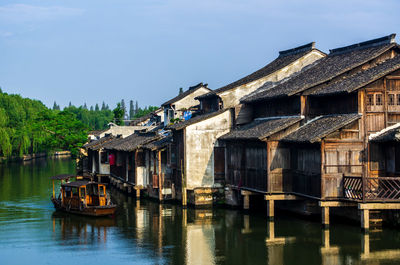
[51,174,116,217]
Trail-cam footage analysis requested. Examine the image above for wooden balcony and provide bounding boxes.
[343,175,400,201]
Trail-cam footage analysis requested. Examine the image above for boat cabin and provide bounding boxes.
[60,181,108,209]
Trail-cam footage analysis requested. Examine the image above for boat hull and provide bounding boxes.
[51,197,116,217]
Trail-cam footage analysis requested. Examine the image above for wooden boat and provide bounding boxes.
[51,174,116,217]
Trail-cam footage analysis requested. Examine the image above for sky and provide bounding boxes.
[0,0,400,109]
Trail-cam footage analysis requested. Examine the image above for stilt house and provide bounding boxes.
[168,42,326,206]
[231,34,400,225]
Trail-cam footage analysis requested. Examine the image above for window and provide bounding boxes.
[397,94,400,106]
[375,94,383,106]
[389,94,395,105]
[367,94,374,105]
[80,187,86,198]
[101,151,109,164]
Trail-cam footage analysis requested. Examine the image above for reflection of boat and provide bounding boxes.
[50,174,116,217]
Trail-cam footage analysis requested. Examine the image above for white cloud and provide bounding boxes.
[0,4,84,23]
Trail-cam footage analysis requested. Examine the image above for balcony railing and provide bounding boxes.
[343,175,400,201]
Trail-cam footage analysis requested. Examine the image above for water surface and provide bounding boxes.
[0,158,399,265]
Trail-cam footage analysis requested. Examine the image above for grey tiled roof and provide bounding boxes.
[220,116,303,141]
[282,114,361,143]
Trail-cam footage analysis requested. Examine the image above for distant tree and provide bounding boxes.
[113,103,124,126]
[133,105,158,119]
[68,101,72,107]
[106,104,110,110]
[52,101,60,111]
[0,87,3,93]
[101,101,106,111]
[135,101,139,115]
[95,103,99,111]
[129,100,134,119]
[179,87,183,95]
[120,99,126,119]
[90,106,93,111]
[83,103,88,110]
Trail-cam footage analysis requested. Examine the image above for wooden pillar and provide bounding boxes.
[266,141,271,193]
[125,154,129,182]
[181,159,187,207]
[267,200,274,220]
[158,150,163,201]
[136,188,140,199]
[243,194,250,210]
[361,209,369,231]
[300,95,308,117]
[322,206,330,228]
[321,140,326,199]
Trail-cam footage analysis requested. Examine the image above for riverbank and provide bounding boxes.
[0,151,71,164]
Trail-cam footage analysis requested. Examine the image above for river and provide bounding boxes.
[0,158,399,265]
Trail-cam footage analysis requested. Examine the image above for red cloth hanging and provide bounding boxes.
[109,153,115,165]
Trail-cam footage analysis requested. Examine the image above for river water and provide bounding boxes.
[0,158,400,265]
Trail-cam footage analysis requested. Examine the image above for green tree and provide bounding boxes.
[179,87,183,95]
[113,103,124,126]
[121,99,126,119]
[129,100,134,119]
[95,103,99,111]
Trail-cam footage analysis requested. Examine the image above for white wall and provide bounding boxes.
[185,110,232,189]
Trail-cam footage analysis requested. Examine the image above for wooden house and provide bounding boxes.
[165,42,326,206]
[162,83,211,126]
[142,136,173,201]
[238,34,400,228]
[103,132,160,197]
[83,134,116,179]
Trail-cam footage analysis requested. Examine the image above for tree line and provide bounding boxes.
[0,89,88,158]
[0,88,159,159]
[53,99,158,128]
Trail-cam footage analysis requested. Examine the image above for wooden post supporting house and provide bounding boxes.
[267,200,274,220]
[135,150,140,199]
[322,207,330,228]
[158,150,163,202]
[181,160,187,207]
[264,194,299,220]
[241,190,253,210]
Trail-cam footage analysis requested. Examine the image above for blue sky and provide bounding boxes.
[0,0,399,109]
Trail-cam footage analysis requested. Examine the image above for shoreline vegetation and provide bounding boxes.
[0,88,156,163]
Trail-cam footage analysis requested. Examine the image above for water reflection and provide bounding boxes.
[1,159,400,265]
[52,212,114,245]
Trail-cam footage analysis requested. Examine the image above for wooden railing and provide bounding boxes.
[343,176,400,201]
[343,176,363,200]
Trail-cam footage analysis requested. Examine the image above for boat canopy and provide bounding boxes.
[50,174,75,180]
[61,180,91,188]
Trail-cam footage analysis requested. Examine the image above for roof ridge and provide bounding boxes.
[329,34,396,55]
[189,82,208,90]
[279,42,316,57]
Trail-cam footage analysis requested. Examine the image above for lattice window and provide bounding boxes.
[367,94,374,106]
[375,93,383,106]
[389,94,395,105]
[397,94,400,106]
